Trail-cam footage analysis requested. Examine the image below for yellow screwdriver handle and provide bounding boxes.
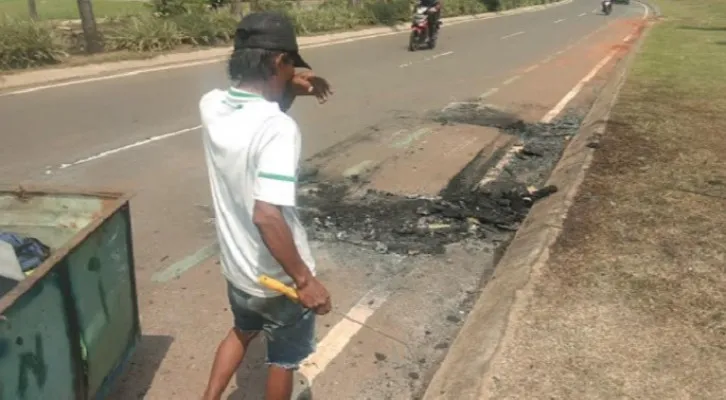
[259,275,300,302]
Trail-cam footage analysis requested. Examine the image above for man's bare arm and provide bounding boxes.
[252,201,332,315]
[252,200,312,286]
[252,200,332,313]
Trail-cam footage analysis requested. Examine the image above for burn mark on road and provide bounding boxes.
[297,108,580,255]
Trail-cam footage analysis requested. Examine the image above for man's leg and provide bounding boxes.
[203,328,258,400]
[265,365,295,400]
[203,283,264,400]
[264,304,316,400]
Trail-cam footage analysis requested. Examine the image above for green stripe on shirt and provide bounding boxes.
[258,172,297,182]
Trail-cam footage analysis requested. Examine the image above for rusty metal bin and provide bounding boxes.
[0,187,140,400]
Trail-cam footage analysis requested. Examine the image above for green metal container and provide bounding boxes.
[0,187,140,400]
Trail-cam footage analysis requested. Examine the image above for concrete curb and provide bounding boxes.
[420,16,652,400]
[0,0,572,91]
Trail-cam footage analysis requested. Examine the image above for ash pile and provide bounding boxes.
[298,182,556,255]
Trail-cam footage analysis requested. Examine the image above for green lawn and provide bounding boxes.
[0,0,148,20]
[535,0,726,397]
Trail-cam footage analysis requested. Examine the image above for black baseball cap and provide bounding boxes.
[234,11,311,70]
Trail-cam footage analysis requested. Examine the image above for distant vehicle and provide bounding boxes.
[602,0,613,15]
[409,2,441,51]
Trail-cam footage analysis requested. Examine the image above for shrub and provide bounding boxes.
[361,0,410,26]
[290,3,363,34]
[148,0,209,16]
[443,0,487,16]
[0,17,66,69]
[104,14,183,52]
[483,0,553,12]
[172,8,238,45]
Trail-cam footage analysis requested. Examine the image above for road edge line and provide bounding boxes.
[0,0,573,94]
[420,17,652,400]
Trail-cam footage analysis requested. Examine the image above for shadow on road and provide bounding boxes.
[109,335,174,399]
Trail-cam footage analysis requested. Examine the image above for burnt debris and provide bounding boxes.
[298,180,555,255]
[294,105,581,255]
[294,105,582,255]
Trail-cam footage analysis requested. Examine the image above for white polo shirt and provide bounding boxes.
[199,87,315,298]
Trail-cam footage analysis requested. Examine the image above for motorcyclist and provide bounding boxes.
[416,0,441,40]
[601,0,612,13]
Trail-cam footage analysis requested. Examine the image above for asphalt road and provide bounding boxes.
[1,0,639,180]
[0,1,646,398]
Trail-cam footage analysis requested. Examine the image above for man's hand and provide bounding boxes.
[291,71,333,103]
[296,277,332,315]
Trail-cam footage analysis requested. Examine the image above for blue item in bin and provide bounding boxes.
[0,232,50,272]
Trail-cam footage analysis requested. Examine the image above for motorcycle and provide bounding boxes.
[602,0,612,15]
[409,3,441,51]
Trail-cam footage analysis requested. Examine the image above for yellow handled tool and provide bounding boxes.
[259,275,300,302]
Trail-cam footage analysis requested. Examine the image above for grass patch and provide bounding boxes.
[0,16,66,68]
[516,0,726,398]
[0,0,148,20]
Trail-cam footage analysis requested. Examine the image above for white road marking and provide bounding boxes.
[441,101,470,112]
[0,61,222,97]
[342,160,376,179]
[578,12,587,17]
[477,1,650,189]
[478,87,499,99]
[541,48,618,123]
[478,47,620,188]
[478,144,524,187]
[444,136,479,157]
[554,18,566,24]
[478,21,651,188]
[400,51,454,68]
[503,75,521,85]
[432,51,454,59]
[56,125,202,170]
[501,31,525,40]
[523,64,539,73]
[299,283,392,383]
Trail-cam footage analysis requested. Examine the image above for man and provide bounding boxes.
[417,0,442,41]
[199,11,332,400]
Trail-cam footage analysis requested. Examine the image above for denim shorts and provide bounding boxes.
[227,281,316,369]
